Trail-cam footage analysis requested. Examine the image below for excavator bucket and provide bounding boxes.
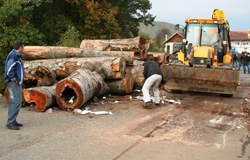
[160,64,239,95]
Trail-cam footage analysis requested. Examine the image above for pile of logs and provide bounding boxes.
[5,37,166,112]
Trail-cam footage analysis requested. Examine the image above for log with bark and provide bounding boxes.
[23,84,57,112]
[125,60,145,88]
[80,36,149,60]
[24,57,126,80]
[23,46,134,65]
[106,74,134,94]
[56,64,109,110]
[24,66,56,87]
[150,52,166,64]
[4,87,26,106]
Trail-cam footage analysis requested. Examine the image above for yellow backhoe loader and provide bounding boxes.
[161,9,239,97]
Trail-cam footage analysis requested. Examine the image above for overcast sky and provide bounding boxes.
[148,0,250,31]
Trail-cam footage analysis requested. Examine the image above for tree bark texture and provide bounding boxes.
[106,74,134,94]
[23,46,134,65]
[24,57,126,80]
[23,84,57,112]
[150,52,166,64]
[80,37,149,60]
[125,60,145,88]
[4,87,26,106]
[56,65,109,110]
[24,66,56,87]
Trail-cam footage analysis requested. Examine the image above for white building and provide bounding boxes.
[163,33,184,54]
[230,31,250,53]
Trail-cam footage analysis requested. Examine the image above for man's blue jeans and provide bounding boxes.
[6,81,22,125]
[237,62,241,70]
[248,62,250,74]
[243,65,248,74]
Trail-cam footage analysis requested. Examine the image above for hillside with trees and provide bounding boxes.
[139,21,183,39]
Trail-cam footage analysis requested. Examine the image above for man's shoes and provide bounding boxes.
[155,103,161,107]
[6,124,20,130]
[143,101,153,108]
[15,122,23,127]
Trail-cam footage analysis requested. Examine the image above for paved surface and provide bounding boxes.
[0,70,250,160]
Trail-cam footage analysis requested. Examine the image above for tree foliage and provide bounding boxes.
[0,0,155,92]
[155,28,171,48]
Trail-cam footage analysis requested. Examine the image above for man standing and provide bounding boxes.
[4,40,25,130]
[242,52,248,74]
[142,59,165,108]
[236,52,242,71]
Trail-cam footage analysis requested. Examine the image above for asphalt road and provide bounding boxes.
[0,70,250,160]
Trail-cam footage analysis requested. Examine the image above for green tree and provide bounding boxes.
[59,25,82,47]
[139,31,150,40]
[155,28,171,48]
[109,0,155,38]
[0,0,49,93]
[66,0,121,39]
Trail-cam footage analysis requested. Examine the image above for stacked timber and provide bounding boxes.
[24,57,126,79]
[80,36,150,60]
[23,46,134,65]
[4,37,167,112]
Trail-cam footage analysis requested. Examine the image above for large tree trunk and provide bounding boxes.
[106,74,134,94]
[56,64,109,110]
[150,52,166,64]
[125,60,145,88]
[23,84,57,112]
[24,57,126,80]
[23,46,134,65]
[24,66,56,87]
[80,37,149,60]
[4,87,26,106]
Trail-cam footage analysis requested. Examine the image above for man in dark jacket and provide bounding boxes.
[236,52,242,70]
[142,59,165,108]
[4,40,25,130]
[247,53,250,74]
[242,52,248,74]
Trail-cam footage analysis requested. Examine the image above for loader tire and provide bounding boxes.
[222,63,233,69]
[171,60,183,64]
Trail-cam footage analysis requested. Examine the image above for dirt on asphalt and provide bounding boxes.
[0,72,250,159]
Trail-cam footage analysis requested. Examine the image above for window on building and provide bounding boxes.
[236,41,241,45]
[167,45,170,54]
[242,42,249,45]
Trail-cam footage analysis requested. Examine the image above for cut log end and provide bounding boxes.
[23,90,47,112]
[121,74,135,94]
[56,80,83,110]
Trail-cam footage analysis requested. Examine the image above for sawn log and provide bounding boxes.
[80,36,149,60]
[24,66,56,87]
[106,74,134,94]
[125,60,145,88]
[56,64,109,110]
[23,84,57,112]
[23,46,134,65]
[24,57,126,80]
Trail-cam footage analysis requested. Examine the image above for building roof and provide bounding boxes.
[230,31,249,40]
[163,32,184,43]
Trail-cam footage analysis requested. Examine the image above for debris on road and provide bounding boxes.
[73,108,113,115]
